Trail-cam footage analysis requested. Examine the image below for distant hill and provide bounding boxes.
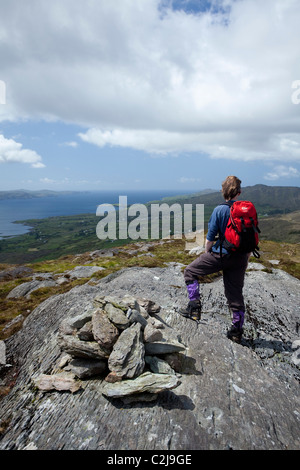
[232,184,300,215]
[157,184,300,217]
[259,210,300,244]
[0,190,80,200]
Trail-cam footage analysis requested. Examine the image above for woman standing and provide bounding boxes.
[179,176,250,344]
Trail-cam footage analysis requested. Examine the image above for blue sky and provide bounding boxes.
[0,0,300,192]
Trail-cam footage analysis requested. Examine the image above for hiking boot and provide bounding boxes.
[227,325,243,344]
[179,300,201,322]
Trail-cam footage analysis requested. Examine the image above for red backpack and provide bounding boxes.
[221,201,260,258]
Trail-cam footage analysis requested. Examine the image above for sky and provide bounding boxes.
[0,0,300,192]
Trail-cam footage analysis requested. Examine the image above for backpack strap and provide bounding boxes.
[217,201,234,258]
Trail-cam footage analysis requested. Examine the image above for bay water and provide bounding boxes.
[0,189,196,239]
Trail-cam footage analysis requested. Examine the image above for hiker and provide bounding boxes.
[179,175,257,343]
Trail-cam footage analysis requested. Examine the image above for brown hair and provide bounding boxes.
[221,176,241,200]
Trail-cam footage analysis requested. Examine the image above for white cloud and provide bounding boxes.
[264,165,300,181]
[78,128,201,155]
[1,0,300,163]
[0,134,45,168]
[39,176,93,187]
[40,177,71,185]
[40,177,56,185]
[179,177,202,184]
[79,128,300,162]
[61,141,78,148]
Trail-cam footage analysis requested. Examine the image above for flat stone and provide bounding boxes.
[59,311,93,335]
[68,312,93,330]
[143,323,164,343]
[145,356,175,375]
[33,372,82,393]
[102,371,180,398]
[127,309,148,329]
[58,334,109,360]
[108,323,145,379]
[64,358,107,379]
[104,302,130,330]
[92,309,119,351]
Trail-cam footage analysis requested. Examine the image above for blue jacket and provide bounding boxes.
[207,201,234,254]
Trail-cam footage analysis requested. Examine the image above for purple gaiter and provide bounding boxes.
[186,280,200,301]
[232,310,245,330]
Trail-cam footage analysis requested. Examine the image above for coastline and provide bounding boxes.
[0,189,197,240]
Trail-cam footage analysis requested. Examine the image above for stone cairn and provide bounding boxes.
[33,294,186,402]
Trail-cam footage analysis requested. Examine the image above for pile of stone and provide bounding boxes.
[33,294,185,401]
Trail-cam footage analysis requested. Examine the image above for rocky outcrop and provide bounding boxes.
[3,264,109,302]
[6,279,57,299]
[0,266,33,281]
[0,262,299,450]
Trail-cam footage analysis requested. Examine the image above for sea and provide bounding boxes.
[0,189,197,239]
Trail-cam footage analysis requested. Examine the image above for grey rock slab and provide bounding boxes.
[127,308,148,328]
[33,372,82,393]
[104,302,130,330]
[0,265,299,450]
[59,311,93,335]
[6,280,56,299]
[102,371,180,398]
[66,266,105,279]
[143,323,164,343]
[145,356,175,375]
[64,358,107,379]
[58,334,109,360]
[108,323,145,379]
[92,309,119,351]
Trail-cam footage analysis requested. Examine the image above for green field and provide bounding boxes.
[0,213,131,264]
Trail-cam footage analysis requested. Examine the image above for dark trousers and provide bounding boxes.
[184,251,248,312]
